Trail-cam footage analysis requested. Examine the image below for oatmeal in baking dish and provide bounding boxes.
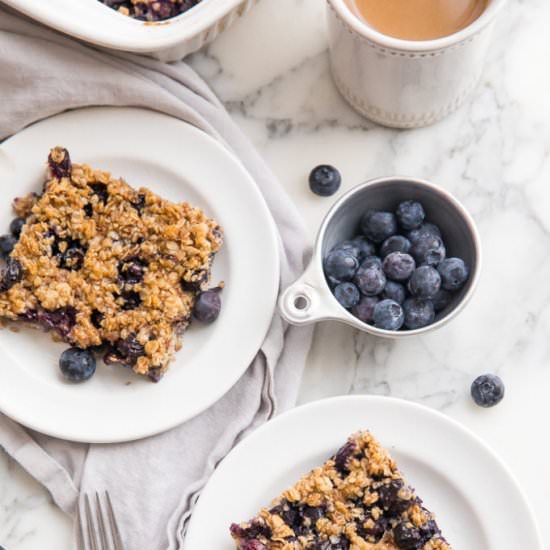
[231,431,452,550]
[0,147,223,382]
[99,0,203,21]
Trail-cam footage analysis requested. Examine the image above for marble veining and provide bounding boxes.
[1,0,550,547]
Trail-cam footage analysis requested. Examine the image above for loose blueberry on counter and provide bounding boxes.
[380,235,411,258]
[396,200,425,231]
[9,217,25,238]
[373,299,405,331]
[352,296,379,324]
[403,298,435,330]
[194,288,222,323]
[334,282,361,309]
[408,266,441,299]
[381,280,406,305]
[324,249,359,285]
[360,210,398,243]
[59,347,96,382]
[309,165,342,197]
[471,374,505,408]
[431,289,452,312]
[0,235,16,260]
[410,233,446,266]
[354,264,386,297]
[382,252,416,282]
[407,222,441,244]
[437,257,469,290]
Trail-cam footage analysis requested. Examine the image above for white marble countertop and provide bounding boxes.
[1,0,549,547]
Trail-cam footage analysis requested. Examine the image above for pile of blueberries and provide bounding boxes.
[323,200,470,331]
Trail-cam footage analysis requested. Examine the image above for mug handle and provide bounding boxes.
[278,262,343,326]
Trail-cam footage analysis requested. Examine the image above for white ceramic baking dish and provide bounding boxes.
[2,0,258,61]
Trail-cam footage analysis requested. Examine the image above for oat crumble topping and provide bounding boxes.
[0,147,223,382]
[230,431,452,550]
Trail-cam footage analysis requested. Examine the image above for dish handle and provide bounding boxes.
[278,262,343,326]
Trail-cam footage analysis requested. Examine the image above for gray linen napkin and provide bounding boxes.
[0,7,312,549]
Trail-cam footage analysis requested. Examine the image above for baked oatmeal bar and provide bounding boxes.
[99,0,202,21]
[231,431,451,550]
[0,147,223,382]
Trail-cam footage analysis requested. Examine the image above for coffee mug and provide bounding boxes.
[326,0,507,128]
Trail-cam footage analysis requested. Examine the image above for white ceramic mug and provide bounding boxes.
[326,0,507,128]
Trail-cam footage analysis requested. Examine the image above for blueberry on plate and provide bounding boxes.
[9,217,26,238]
[334,282,361,309]
[437,257,469,291]
[309,165,342,197]
[59,347,96,382]
[396,200,426,231]
[0,234,16,260]
[360,210,398,243]
[352,296,379,324]
[408,266,441,299]
[403,298,435,329]
[373,299,405,331]
[354,263,386,297]
[381,280,406,305]
[194,288,222,323]
[431,289,452,312]
[407,222,441,244]
[324,249,359,285]
[382,252,416,282]
[471,374,505,408]
[410,233,446,267]
[380,235,411,258]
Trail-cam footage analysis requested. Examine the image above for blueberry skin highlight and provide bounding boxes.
[438,257,469,291]
[471,374,505,408]
[59,348,96,382]
[309,165,342,197]
[403,298,435,329]
[396,200,425,231]
[352,296,380,324]
[382,252,416,282]
[380,235,411,258]
[373,299,405,331]
[354,264,386,297]
[324,249,359,286]
[360,210,398,243]
[408,266,441,299]
[333,282,361,309]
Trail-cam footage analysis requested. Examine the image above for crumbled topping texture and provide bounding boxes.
[230,431,452,550]
[0,147,223,381]
[99,0,202,21]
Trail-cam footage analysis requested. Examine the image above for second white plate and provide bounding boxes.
[185,396,543,550]
[0,107,280,443]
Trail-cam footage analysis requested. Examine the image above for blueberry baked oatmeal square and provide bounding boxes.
[0,147,223,382]
[99,0,203,21]
[231,431,451,549]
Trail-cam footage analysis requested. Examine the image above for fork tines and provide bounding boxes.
[76,491,124,550]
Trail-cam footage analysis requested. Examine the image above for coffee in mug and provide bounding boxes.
[346,0,488,41]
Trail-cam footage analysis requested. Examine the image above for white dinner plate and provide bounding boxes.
[185,396,543,550]
[0,107,279,443]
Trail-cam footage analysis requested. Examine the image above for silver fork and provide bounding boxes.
[76,491,125,550]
